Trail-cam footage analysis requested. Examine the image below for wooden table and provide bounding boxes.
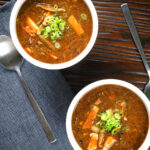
[1,0,150,94]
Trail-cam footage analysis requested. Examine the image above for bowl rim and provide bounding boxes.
[9,0,98,70]
[66,79,150,150]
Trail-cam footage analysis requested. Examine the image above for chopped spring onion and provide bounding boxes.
[37,31,41,35]
[80,13,87,22]
[59,23,65,31]
[41,14,67,41]
[55,42,61,49]
[96,109,123,135]
[46,26,51,33]
[54,4,58,10]
[43,32,49,38]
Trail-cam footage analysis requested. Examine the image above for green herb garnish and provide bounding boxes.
[55,42,61,49]
[80,13,87,22]
[39,14,67,42]
[96,109,123,135]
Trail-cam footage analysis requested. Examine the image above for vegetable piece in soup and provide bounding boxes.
[16,0,93,64]
[72,85,149,150]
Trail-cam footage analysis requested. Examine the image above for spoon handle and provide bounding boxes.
[15,67,56,143]
[121,3,150,78]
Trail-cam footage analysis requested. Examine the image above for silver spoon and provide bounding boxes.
[0,35,56,143]
[121,3,150,100]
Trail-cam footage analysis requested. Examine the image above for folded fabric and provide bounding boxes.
[0,1,74,150]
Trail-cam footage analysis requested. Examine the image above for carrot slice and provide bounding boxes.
[25,47,33,55]
[83,106,99,129]
[49,54,58,60]
[102,136,116,150]
[108,88,115,100]
[26,16,40,32]
[72,0,78,2]
[94,98,101,105]
[68,15,84,36]
[123,116,127,121]
[87,133,98,150]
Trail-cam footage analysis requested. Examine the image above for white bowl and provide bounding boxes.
[10,0,98,70]
[66,79,150,150]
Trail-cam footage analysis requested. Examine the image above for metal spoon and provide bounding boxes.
[0,35,56,143]
[121,3,150,100]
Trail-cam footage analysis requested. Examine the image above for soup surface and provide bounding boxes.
[16,0,93,64]
[72,85,149,150]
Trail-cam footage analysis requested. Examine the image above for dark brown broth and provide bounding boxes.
[72,85,149,150]
[16,0,93,64]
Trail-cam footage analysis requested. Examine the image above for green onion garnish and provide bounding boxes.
[37,31,41,35]
[54,4,58,10]
[43,32,49,39]
[96,109,123,135]
[41,14,67,41]
[80,13,87,22]
[45,26,51,33]
[55,42,60,49]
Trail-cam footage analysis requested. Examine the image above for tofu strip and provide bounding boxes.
[87,133,98,150]
[102,136,116,150]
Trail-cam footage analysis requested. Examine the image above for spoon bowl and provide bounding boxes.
[0,35,56,143]
[0,35,23,70]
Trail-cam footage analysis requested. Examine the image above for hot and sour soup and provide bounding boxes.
[72,85,149,150]
[16,0,93,64]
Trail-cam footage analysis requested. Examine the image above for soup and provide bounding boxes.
[72,85,149,150]
[16,0,93,64]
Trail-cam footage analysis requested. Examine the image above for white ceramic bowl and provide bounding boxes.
[66,79,150,150]
[10,0,98,70]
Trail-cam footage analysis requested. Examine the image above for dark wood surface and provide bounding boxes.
[1,0,150,94]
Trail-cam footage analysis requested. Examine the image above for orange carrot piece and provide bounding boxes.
[49,54,58,60]
[123,116,127,121]
[26,16,40,32]
[83,133,88,136]
[108,88,115,100]
[72,0,78,2]
[102,136,116,150]
[94,98,101,105]
[131,128,137,132]
[87,133,98,150]
[79,121,84,126]
[68,15,84,36]
[25,47,33,55]
[83,106,99,129]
